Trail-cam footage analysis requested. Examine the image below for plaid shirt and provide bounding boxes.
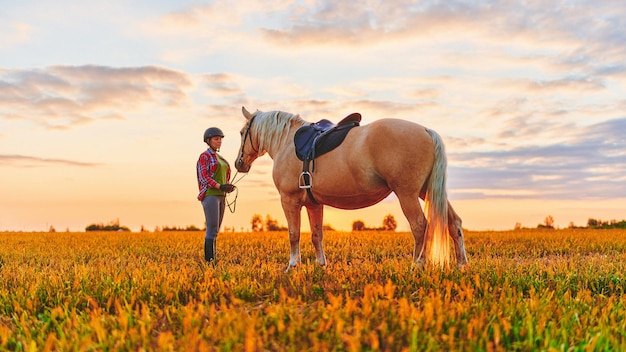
[196,148,231,201]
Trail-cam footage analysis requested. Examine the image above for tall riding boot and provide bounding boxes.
[204,238,215,264]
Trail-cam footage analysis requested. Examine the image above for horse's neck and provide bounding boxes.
[262,116,304,159]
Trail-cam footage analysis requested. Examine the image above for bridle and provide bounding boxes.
[239,114,258,162]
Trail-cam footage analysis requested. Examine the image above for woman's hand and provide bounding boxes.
[219,184,236,193]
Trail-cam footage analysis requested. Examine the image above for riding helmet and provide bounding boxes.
[203,127,224,142]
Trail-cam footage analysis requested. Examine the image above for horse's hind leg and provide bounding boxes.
[306,204,327,266]
[396,192,428,265]
[448,201,468,267]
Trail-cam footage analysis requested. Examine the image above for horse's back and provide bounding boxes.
[312,118,435,199]
[364,118,430,140]
[343,118,434,161]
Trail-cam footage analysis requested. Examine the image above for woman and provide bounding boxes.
[197,127,235,264]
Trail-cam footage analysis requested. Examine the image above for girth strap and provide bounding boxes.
[299,159,319,204]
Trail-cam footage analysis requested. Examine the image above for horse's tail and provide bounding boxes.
[423,128,451,267]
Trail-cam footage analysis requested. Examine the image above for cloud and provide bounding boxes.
[256,0,625,50]
[253,1,503,45]
[495,76,607,94]
[203,73,245,97]
[153,2,245,33]
[0,154,102,168]
[0,65,191,130]
[448,117,626,200]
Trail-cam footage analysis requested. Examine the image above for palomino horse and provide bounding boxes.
[235,107,468,270]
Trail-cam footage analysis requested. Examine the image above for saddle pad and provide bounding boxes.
[294,118,359,161]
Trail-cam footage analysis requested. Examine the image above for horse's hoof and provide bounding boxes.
[315,258,327,266]
[457,263,469,271]
[410,262,424,273]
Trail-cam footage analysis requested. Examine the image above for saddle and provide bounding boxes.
[293,112,361,203]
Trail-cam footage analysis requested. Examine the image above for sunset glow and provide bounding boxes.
[1,1,625,232]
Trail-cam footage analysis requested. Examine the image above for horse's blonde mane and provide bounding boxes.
[253,110,307,154]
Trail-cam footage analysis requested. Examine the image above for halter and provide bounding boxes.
[239,114,258,162]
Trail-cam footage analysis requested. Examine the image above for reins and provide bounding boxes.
[226,171,247,213]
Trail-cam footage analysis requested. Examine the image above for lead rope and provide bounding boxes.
[226,171,247,213]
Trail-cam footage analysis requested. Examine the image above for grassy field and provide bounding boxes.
[1,228,626,351]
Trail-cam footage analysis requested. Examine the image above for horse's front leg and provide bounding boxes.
[281,196,303,272]
[306,204,326,266]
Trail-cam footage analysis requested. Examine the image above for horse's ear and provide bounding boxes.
[242,106,252,120]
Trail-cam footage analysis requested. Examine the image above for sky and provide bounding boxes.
[1,0,625,232]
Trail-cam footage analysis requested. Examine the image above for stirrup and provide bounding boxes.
[299,171,312,189]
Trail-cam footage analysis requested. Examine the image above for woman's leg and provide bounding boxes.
[201,195,225,263]
[217,195,226,229]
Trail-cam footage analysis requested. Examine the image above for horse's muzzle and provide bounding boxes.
[235,159,250,173]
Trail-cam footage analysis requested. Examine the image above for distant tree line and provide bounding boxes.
[158,225,202,231]
[536,215,555,229]
[586,218,626,229]
[250,214,289,232]
[81,214,626,233]
[84,222,211,232]
[248,213,398,232]
[352,214,398,231]
[514,215,626,230]
[85,219,130,232]
[83,212,399,233]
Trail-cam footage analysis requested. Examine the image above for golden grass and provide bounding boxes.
[1,228,626,351]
